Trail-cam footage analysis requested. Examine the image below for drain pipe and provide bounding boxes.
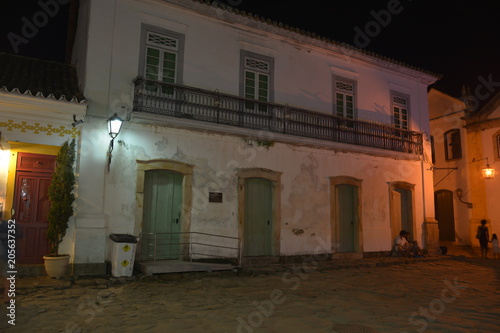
[421,153,427,223]
[420,136,434,250]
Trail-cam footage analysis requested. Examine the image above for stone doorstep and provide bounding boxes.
[16,263,108,278]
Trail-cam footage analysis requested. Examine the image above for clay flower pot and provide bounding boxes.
[43,254,70,279]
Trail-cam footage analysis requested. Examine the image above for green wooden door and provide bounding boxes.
[435,190,455,241]
[244,178,273,256]
[142,170,183,259]
[396,188,413,234]
[337,184,357,253]
[391,189,402,241]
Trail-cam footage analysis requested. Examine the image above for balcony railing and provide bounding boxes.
[133,77,423,154]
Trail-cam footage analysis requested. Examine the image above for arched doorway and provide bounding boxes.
[389,181,415,245]
[135,160,193,260]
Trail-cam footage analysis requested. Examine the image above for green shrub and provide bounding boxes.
[47,139,76,256]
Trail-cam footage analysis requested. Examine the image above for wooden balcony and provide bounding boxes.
[133,77,423,154]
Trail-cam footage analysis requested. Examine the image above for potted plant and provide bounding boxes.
[43,139,76,278]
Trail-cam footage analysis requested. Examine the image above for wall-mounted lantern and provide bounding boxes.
[107,113,123,171]
[455,188,473,209]
[481,160,495,179]
[471,157,495,179]
[108,113,123,139]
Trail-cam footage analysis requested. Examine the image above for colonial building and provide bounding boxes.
[0,52,86,268]
[66,0,441,273]
[429,88,499,248]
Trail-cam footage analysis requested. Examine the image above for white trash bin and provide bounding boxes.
[109,234,138,277]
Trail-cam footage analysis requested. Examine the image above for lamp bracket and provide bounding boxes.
[429,167,458,170]
[431,167,458,187]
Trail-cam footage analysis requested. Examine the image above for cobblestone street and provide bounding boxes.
[1,256,499,332]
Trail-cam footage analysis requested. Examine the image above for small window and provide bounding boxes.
[245,58,270,72]
[147,32,178,49]
[391,92,410,130]
[444,129,462,160]
[334,79,355,119]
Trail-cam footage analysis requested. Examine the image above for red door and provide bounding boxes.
[14,153,56,264]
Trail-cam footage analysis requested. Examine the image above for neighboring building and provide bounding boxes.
[0,52,86,266]
[429,88,499,247]
[68,0,440,273]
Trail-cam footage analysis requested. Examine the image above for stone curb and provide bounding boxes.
[11,255,463,292]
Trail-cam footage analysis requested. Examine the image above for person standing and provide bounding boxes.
[477,219,490,259]
[491,233,499,260]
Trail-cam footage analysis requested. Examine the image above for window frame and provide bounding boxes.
[497,134,500,159]
[138,24,185,86]
[444,129,462,161]
[239,50,274,110]
[430,135,436,164]
[333,76,357,119]
[391,91,410,130]
[492,131,500,162]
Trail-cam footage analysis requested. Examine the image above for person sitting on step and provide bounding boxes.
[394,230,413,257]
[404,232,425,258]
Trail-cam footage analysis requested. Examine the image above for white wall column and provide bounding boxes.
[73,117,109,272]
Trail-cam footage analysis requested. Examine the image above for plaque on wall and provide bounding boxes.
[209,192,223,203]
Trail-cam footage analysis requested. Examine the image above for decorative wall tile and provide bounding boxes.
[0,119,79,138]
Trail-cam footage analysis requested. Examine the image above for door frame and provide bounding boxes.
[3,143,60,264]
[434,189,456,242]
[238,168,281,257]
[142,169,184,259]
[329,176,363,254]
[4,142,60,221]
[389,181,416,246]
[135,159,193,259]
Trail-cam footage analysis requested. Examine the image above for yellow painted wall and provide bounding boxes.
[466,130,489,245]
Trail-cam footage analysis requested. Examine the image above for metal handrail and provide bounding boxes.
[133,77,423,154]
[137,231,241,267]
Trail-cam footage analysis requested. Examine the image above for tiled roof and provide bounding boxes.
[0,52,86,103]
[193,0,442,80]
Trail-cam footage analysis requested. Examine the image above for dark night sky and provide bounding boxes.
[234,0,500,98]
[1,0,499,98]
[0,1,70,62]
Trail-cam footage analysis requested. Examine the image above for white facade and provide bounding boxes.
[72,0,439,270]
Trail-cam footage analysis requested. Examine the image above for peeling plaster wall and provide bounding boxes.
[99,122,426,256]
